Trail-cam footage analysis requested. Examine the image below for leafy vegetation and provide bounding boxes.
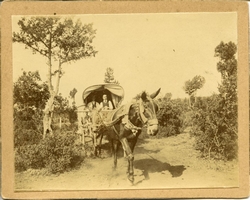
[104,67,120,85]
[14,71,82,173]
[13,16,97,136]
[14,40,238,175]
[155,41,237,161]
[15,131,83,173]
[189,42,238,161]
[14,71,49,147]
[183,75,205,107]
[157,97,188,137]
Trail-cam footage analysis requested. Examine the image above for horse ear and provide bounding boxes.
[141,91,147,101]
[150,88,161,99]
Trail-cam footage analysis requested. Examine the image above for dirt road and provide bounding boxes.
[15,132,238,191]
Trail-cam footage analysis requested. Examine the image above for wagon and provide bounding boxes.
[77,83,124,154]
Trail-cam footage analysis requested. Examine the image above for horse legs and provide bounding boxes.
[96,133,103,157]
[92,131,97,156]
[82,128,86,145]
[120,138,134,183]
[111,139,119,170]
[127,154,134,183]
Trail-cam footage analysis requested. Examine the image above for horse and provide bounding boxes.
[100,88,161,184]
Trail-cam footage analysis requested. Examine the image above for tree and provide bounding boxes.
[69,88,77,106]
[215,41,238,152]
[13,16,97,137]
[14,71,50,147]
[14,71,50,110]
[183,75,205,107]
[104,67,119,84]
[215,41,237,102]
[191,41,238,160]
[163,93,172,101]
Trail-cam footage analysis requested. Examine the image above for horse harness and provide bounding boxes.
[112,99,157,137]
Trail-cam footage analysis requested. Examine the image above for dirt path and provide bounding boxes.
[15,132,238,191]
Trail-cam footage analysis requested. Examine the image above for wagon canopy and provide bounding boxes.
[82,83,124,108]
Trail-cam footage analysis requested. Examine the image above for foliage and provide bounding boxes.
[190,95,237,160]
[104,67,119,85]
[13,16,97,135]
[183,75,206,96]
[14,71,50,109]
[66,106,78,124]
[156,97,187,137]
[13,17,97,64]
[15,130,84,174]
[13,71,81,173]
[53,94,70,116]
[190,41,237,161]
[53,95,78,125]
[40,131,83,174]
[183,75,205,107]
[14,71,49,147]
[15,143,45,172]
[14,107,44,147]
[69,88,77,105]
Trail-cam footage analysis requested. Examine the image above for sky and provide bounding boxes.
[12,12,237,106]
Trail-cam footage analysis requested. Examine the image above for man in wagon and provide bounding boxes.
[99,94,113,110]
[87,95,99,111]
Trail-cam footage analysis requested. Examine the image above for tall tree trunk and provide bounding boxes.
[43,60,62,139]
[43,50,54,138]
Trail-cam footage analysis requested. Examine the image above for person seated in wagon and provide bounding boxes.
[81,110,92,136]
[86,95,100,127]
[99,94,113,110]
[87,95,99,111]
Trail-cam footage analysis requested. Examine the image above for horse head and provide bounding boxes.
[139,88,161,136]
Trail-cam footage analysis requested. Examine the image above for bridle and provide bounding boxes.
[138,98,158,127]
[105,97,159,137]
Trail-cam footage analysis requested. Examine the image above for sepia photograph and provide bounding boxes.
[1,1,249,199]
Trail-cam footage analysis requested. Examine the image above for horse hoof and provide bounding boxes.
[127,178,134,185]
[127,175,134,185]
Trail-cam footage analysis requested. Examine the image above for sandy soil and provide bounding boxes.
[15,131,239,191]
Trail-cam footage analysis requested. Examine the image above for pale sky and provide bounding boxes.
[12,12,237,105]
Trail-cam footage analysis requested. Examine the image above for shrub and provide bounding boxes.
[15,131,84,174]
[188,41,238,161]
[14,107,44,148]
[157,98,187,136]
[190,94,237,160]
[15,143,45,172]
[156,125,179,138]
[40,132,84,174]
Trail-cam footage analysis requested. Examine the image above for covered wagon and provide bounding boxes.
[77,83,124,154]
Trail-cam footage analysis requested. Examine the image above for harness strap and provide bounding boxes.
[103,116,122,127]
[112,125,119,135]
[148,118,158,126]
[125,120,142,132]
[139,99,148,124]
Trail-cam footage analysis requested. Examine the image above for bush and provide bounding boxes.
[190,94,237,160]
[14,107,44,148]
[40,132,84,174]
[187,42,238,161]
[157,98,187,136]
[15,131,84,174]
[15,143,45,172]
[156,125,179,138]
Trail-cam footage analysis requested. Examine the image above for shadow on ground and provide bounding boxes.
[134,158,186,179]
